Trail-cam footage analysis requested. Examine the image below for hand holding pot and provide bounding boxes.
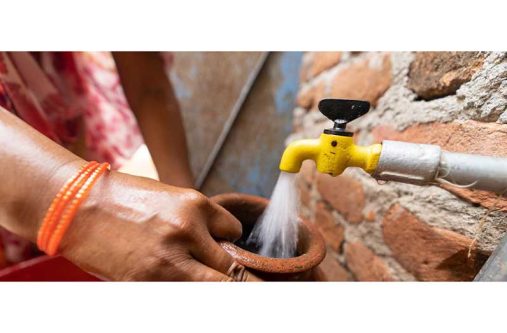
[59,170,256,281]
[0,108,259,281]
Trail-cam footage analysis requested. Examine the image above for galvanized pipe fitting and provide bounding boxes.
[372,140,507,194]
[372,140,442,186]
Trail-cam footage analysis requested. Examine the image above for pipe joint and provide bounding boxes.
[372,140,442,185]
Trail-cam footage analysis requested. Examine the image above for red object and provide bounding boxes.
[0,255,101,281]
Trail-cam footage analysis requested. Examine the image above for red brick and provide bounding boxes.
[317,250,352,281]
[296,81,326,110]
[300,52,343,83]
[372,121,507,211]
[316,173,365,223]
[296,161,315,207]
[296,87,313,109]
[330,53,392,107]
[300,160,316,184]
[299,182,312,208]
[408,52,485,100]
[382,204,490,281]
[373,121,507,156]
[309,52,342,78]
[440,186,507,212]
[313,202,344,252]
[344,242,394,281]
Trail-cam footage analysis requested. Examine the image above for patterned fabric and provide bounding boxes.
[0,52,144,168]
[0,52,172,268]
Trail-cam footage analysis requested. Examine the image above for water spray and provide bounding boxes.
[280,98,507,194]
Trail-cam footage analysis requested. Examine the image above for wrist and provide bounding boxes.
[13,158,85,243]
[57,165,114,258]
[57,170,165,279]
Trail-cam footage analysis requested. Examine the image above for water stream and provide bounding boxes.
[247,171,300,258]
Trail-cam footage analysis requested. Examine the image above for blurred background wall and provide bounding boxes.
[171,52,302,197]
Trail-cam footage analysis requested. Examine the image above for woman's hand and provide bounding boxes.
[0,108,254,281]
[59,170,250,281]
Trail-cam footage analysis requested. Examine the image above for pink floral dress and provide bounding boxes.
[0,52,171,268]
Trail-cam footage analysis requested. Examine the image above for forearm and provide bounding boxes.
[0,107,84,242]
[0,108,245,281]
[131,89,193,187]
[0,107,176,276]
[112,52,194,188]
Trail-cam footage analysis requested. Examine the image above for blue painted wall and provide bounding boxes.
[202,52,303,198]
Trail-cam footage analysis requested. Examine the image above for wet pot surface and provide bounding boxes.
[211,193,326,281]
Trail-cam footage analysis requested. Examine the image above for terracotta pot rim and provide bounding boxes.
[212,193,326,274]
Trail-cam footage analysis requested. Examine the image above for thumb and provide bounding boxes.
[207,203,242,242]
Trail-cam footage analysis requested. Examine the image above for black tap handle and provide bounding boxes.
[318,99,370,136]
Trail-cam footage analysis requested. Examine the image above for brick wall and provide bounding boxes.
[291,52,507,281]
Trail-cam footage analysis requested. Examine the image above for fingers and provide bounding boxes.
[192,233,236,273]
[191,234,262,281]
[184,259,263,282]
[228,262,263,281]
[181,261,233,282]
[207,203,242,242]
[181,259,258,282]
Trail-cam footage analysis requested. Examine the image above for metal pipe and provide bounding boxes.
[373,140,507,194]
[439,152,507,194]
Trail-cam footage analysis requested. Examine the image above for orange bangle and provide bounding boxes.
[37,161,99,251]
[46,162,110,256]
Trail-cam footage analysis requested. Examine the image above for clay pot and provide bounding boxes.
[211,193,326,281]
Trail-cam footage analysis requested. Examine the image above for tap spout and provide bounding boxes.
[279,133,382,176]
[279,138,321,173]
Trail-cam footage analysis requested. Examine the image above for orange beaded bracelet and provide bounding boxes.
[37,161,110,256]
[37,161,99,251]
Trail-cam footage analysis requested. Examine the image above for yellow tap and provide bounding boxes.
[279,99,382,177]
[279,133,382,176]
